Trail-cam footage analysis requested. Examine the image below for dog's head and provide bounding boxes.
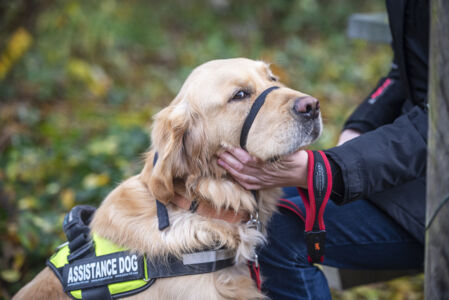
[146,58,321,203]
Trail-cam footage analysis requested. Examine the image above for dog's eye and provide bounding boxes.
[231,90,250,101]
[270,75,278,82]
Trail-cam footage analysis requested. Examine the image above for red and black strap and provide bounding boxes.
[277,150,332,264]
[297,150,332,264]
[248,261,261,291]
[278,198,306,223]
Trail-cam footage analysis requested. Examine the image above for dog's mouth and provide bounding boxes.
[303,117,322,142]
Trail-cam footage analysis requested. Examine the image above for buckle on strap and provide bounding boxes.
[305,230,326,263]
[247,211,261,232]
[61,205,96,261]
[63,205,96,242]
[67,240,94,263]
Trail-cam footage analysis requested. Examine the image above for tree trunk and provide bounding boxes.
[425,0,449,299]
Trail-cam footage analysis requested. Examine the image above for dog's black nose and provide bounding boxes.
[293,96,320,119]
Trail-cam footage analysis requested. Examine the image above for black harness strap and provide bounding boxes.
[189,199,199,213]
[61,205,113,300]
[82,286,112,300]
[63,205,95,263]
[153,152,170,230]
[240,86,279,150]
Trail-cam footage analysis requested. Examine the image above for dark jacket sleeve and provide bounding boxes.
[325,105,427,205]
[344,55,407,133]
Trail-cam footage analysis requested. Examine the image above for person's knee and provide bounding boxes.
[282,186,300,198]
[259,210,308,265]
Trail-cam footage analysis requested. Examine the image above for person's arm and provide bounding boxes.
[343,55,406,134]
[218,105,427,205]
[332,54,409,198]
[326,105,427,204]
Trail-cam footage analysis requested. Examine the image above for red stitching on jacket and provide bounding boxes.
[370,78,392,101]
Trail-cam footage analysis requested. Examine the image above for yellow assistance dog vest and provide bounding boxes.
[47,233,154,299]
[47,205,235,299]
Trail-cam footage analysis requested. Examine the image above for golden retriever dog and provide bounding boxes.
[14,58,321,300]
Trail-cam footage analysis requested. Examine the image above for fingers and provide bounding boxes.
[218,158,261,190]
[218,147,263,190]
[218,149,261,173]
[217,147,310,190]
[219,151,245,172]
[217,156,257,182]
[228,147,258,166]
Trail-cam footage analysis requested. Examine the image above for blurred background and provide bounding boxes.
[0,0,423,298]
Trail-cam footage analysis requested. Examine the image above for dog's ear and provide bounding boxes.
[144,101,207,204]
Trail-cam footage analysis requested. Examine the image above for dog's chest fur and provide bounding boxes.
[89,163,281,299]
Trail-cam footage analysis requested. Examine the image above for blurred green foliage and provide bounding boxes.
[332,274,424,300]
[0,0,422,298]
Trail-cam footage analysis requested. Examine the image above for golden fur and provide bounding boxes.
[14,58,321,300]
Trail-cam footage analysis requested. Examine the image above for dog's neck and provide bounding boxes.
[169,192,250,224]
[174,174,259,217]
[141,149,281,231]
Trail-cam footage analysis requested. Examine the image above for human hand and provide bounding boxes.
[337,129,361,146]
[217,148,309,190]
